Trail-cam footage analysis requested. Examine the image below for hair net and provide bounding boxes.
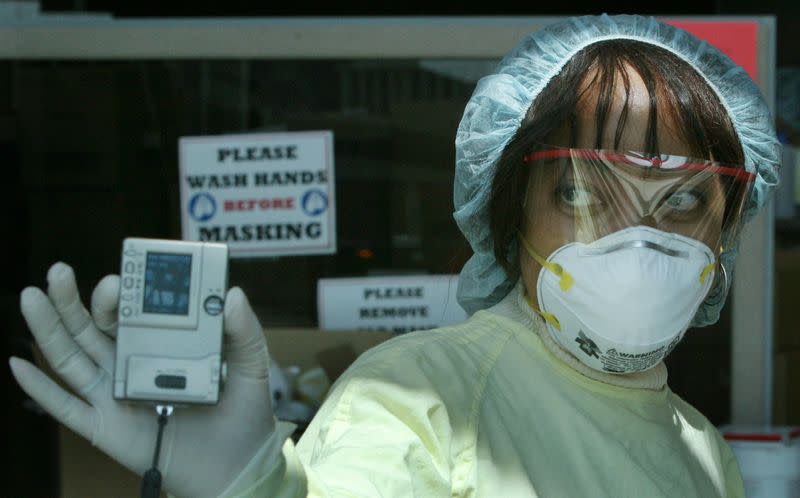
[454,13,781,326]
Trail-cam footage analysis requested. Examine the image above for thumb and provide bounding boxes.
[223,287,270,379]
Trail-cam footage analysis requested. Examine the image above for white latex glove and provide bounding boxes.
[10,262,277,498]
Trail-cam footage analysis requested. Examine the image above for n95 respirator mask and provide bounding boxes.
[521,226,716,374]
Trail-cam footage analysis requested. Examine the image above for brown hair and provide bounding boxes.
[489,39,745,276]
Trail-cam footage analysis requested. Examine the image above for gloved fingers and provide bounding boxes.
[20,286,101,397]
[10,357,96,443]
[91,274,120,339]
[223,286,270,379]
[47,263,115,372]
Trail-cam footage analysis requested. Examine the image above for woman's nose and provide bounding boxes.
[639,214,658,228]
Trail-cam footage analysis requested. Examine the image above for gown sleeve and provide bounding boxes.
[220,343,460,498]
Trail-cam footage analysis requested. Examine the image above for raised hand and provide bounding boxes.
[10,262,277,498]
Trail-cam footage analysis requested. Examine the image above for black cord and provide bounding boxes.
[141,406,172,498]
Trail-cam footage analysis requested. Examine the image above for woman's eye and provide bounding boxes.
[558,185,598,208]
[665,191,702,212]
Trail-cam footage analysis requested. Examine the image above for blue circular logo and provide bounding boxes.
[188,192,217,222]
[301,189,328,217]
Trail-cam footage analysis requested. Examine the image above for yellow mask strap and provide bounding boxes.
[523,291,562,332]
[517,232,574,292]
[699,246,724,286]
[699,261,717,285]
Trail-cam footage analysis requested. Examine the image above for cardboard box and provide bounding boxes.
[266,328,394,379]
[35,327,393,498]
[58,427,161,498]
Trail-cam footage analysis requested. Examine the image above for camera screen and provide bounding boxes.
[143,252,192,315]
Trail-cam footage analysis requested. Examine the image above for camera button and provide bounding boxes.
[204,295,224,316]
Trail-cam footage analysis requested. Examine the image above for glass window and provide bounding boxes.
[14,58,493,326]
[9,55,737,424]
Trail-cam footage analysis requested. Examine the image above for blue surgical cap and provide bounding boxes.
[454,13,781,326]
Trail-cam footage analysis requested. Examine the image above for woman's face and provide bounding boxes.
[520,64,727,304]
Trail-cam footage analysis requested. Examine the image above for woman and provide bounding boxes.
[10,14,780,498]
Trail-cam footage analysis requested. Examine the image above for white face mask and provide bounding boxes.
[521,226,717,374]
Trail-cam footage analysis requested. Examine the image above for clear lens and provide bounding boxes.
[522,145,754,256]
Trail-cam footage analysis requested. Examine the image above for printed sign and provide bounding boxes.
[179,131,336,258]
[317,275,468,333]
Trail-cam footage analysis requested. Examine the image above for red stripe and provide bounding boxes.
[723,432,800,442]
[522,149,755,183]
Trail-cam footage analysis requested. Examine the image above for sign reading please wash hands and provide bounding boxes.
[179,130,336,258]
